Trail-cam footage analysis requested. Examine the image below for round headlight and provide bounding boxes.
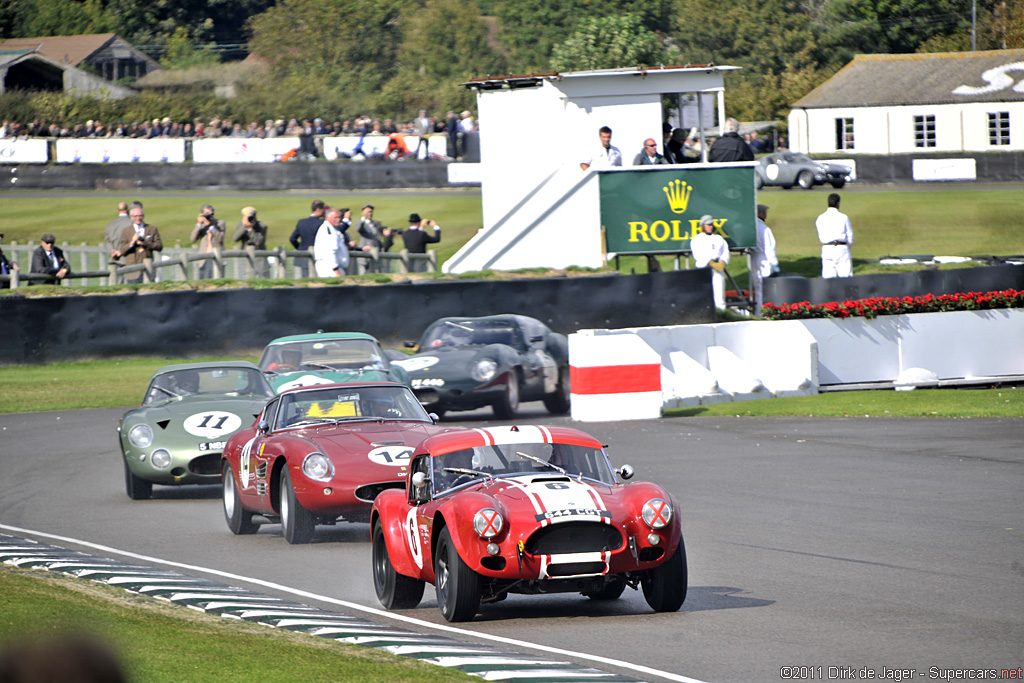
[128,424,154,448]
[473,508,503,538]
[471,358,498,383]
[302,452,333,481]
[641,498,672,529]
[150,449,172,470]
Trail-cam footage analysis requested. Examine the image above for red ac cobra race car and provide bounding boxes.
[220,381,459,543]
[371,425,686,621]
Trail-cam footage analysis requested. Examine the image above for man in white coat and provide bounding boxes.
[751,203,779,315]
[690,214,730,309]
[313,208,350,278]
[815,193,853,278]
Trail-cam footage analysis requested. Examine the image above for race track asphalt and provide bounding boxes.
[1,405,1021,682]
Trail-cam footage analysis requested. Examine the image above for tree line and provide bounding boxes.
[1,0,1021,128]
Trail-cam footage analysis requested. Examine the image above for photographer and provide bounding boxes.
[190,203,226,279]
[400,213,441,273]
[233,206,269,278]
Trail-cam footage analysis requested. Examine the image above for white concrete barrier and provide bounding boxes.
[706,346,770,400]
[796,309,1024,386]
[579,319,817,408]
[713,320,818,397]
[569,309,1022,415]
[568,332,662,421]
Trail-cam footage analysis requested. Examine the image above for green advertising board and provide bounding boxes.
[599,166,756,255]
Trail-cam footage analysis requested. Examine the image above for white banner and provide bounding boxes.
[912,158,977,182]
[0,139,50,164]
[55,138,186,164]
[192,137,299,163]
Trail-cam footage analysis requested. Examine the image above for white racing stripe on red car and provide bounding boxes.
[473,427,496,446]
[504,477,608,528]
[475,426,552,446]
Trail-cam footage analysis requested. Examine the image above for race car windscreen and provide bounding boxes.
[434,442,615,486]
[259,339,385,372]
[275,385,430,428]
[145,367,273,404]
[420,320,521,349]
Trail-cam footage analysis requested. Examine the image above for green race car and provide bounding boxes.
[119,361,275,500]
[258,332,410,394]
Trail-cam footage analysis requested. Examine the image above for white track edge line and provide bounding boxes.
[0,523,705,683]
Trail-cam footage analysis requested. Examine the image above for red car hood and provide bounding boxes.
[290,421,456,471]
[477,474,620,522]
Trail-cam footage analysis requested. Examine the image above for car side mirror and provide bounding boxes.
[617,464,634,481]
[429,412,440,424]
[412,471,427,489]
[257,419,270,435]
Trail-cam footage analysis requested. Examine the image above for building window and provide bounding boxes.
[988,112,1010,146]
[914,115,936,148]
[835,118,854,150]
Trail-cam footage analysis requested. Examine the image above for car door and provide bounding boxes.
[236,398,282,514]
[404,454,438,581]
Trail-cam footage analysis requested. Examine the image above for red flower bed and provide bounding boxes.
[761,289,1024,320]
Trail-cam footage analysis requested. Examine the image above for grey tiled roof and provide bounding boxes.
[793,50,1024,108]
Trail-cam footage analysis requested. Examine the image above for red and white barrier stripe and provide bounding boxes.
[568,332,662,421]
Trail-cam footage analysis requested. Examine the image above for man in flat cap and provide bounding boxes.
[690,215,730,309]
[355,204,393,253]
[30,233,70,285]
[234,206,269,278]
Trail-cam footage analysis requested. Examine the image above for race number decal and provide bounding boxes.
[239,437,256,487]
[766,164,780,181]
[184,411,242,439]
[406,508,423,569]
[367,445,413,467]
[392,356,440,372]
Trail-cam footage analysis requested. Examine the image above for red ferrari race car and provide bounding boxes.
[371,425,686,622]
[220,381,460,544]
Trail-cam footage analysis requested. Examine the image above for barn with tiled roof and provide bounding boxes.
[788,50,1024,156]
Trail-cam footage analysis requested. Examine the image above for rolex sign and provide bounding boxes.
[599,166,756,254]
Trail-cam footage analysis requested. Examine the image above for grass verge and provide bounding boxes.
[0,356,1021,417]
[0,564,472,683]
[665,387,1024,418]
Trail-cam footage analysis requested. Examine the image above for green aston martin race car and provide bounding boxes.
[119,361,274,500]
[258,332,410,394]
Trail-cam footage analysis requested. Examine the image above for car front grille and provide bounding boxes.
[546,561,606,577]
[525,521,623,555]
[354,481,406,502]
[189,453,221,476]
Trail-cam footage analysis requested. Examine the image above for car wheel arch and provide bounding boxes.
[269,457,288,515]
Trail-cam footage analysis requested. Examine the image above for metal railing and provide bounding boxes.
[0,242,437,289]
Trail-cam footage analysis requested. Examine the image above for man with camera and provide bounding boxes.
[233,206,269,278]
[400,213,441,273]
[190,203,226,279]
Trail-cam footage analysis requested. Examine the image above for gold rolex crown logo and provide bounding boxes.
[663,179,692,214]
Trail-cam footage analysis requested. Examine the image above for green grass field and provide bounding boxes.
[0,565,472,683]
[1,185,1021,283]
[0,355,1021,417]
